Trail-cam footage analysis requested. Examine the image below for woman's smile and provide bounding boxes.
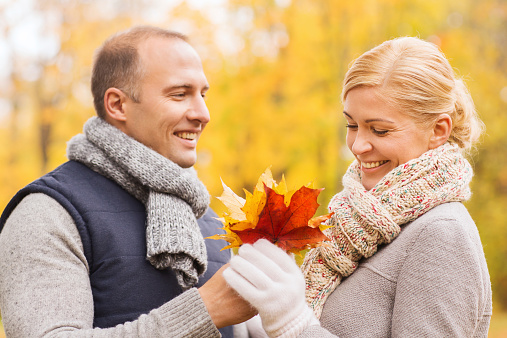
[361,160,389,169]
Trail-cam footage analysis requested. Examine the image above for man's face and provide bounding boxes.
[121,37,210,168]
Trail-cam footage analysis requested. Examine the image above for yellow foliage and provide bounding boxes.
[0,0,506,310]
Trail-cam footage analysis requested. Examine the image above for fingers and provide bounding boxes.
[225,239,301,298]
[236,242,284,281]
[229,254,273,290]
[251,239,300,275]
[223,266,262,304]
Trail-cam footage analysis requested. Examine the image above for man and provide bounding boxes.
[0,26,255,337]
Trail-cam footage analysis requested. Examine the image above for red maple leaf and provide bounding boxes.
[235,183,331,253]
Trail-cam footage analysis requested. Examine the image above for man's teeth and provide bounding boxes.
[362,160,388,169]
[176,132,197,140]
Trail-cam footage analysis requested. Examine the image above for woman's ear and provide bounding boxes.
[429,114,452,149]
[103,88,128,123]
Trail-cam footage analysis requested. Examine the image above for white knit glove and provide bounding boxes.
[246,315,270,338]
[223,239,320,337]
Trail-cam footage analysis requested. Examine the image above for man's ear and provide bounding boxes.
[429,113,452,149]
[104,88,128,123]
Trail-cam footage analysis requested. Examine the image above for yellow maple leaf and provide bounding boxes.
[217,179,247,222]
[207,227,243,251]
[241,188,266,226]
[255,167,276,191]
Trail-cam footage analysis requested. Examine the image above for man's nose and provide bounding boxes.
[189,95,210,124]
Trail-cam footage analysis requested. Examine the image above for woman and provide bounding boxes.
[224,36,492,337]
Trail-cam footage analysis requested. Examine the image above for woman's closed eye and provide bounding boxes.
[346,124,389,136]
[372,127,389,135]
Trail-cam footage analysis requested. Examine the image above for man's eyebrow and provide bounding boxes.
[163,83,209,93]
[165,84,192,90]
[164,84,210,91]
[343,111,394,124]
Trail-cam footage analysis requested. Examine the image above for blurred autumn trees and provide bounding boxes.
[1,0,507,310]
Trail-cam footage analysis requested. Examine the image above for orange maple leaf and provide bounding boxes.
[234,183,331,254]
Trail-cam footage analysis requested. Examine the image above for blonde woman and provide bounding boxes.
[224,37,492,337]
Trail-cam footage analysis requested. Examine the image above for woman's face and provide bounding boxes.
[343,87,435,190]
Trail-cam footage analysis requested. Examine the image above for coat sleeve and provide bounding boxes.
[297,325,338,338]
[391,212,492,337]
[0,193,220,338]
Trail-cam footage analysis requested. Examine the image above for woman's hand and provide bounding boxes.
[223,239,319,337]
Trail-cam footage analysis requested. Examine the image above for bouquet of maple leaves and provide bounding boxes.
[208,168,333,255]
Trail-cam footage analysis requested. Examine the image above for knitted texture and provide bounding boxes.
[224,239,320,338]
[67,117,210,290]
[301,143,473,318]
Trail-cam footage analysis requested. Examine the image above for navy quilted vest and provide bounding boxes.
[0,161,233,336]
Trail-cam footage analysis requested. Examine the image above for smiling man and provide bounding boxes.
[105,34,210,167]
[0,26,255,337]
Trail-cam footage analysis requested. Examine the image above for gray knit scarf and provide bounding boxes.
[67,116,210,290]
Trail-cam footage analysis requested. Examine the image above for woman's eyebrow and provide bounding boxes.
[343,111,394,124]
[365,118,395,123]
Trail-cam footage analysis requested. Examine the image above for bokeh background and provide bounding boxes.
[1,0,506,336]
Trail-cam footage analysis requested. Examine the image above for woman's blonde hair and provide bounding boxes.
[342,37,484,151]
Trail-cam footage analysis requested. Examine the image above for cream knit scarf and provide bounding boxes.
[301,143,473,317]
[67,117,210,290]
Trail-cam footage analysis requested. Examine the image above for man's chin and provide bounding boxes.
[172,156,197,168]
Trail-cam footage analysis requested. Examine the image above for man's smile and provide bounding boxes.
[175,132,197,140]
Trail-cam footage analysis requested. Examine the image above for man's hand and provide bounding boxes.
[198,264,257,328]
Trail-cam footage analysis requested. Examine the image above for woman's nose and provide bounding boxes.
[351,131,373,155]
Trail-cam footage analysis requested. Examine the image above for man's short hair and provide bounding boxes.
[91,26,187,119]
